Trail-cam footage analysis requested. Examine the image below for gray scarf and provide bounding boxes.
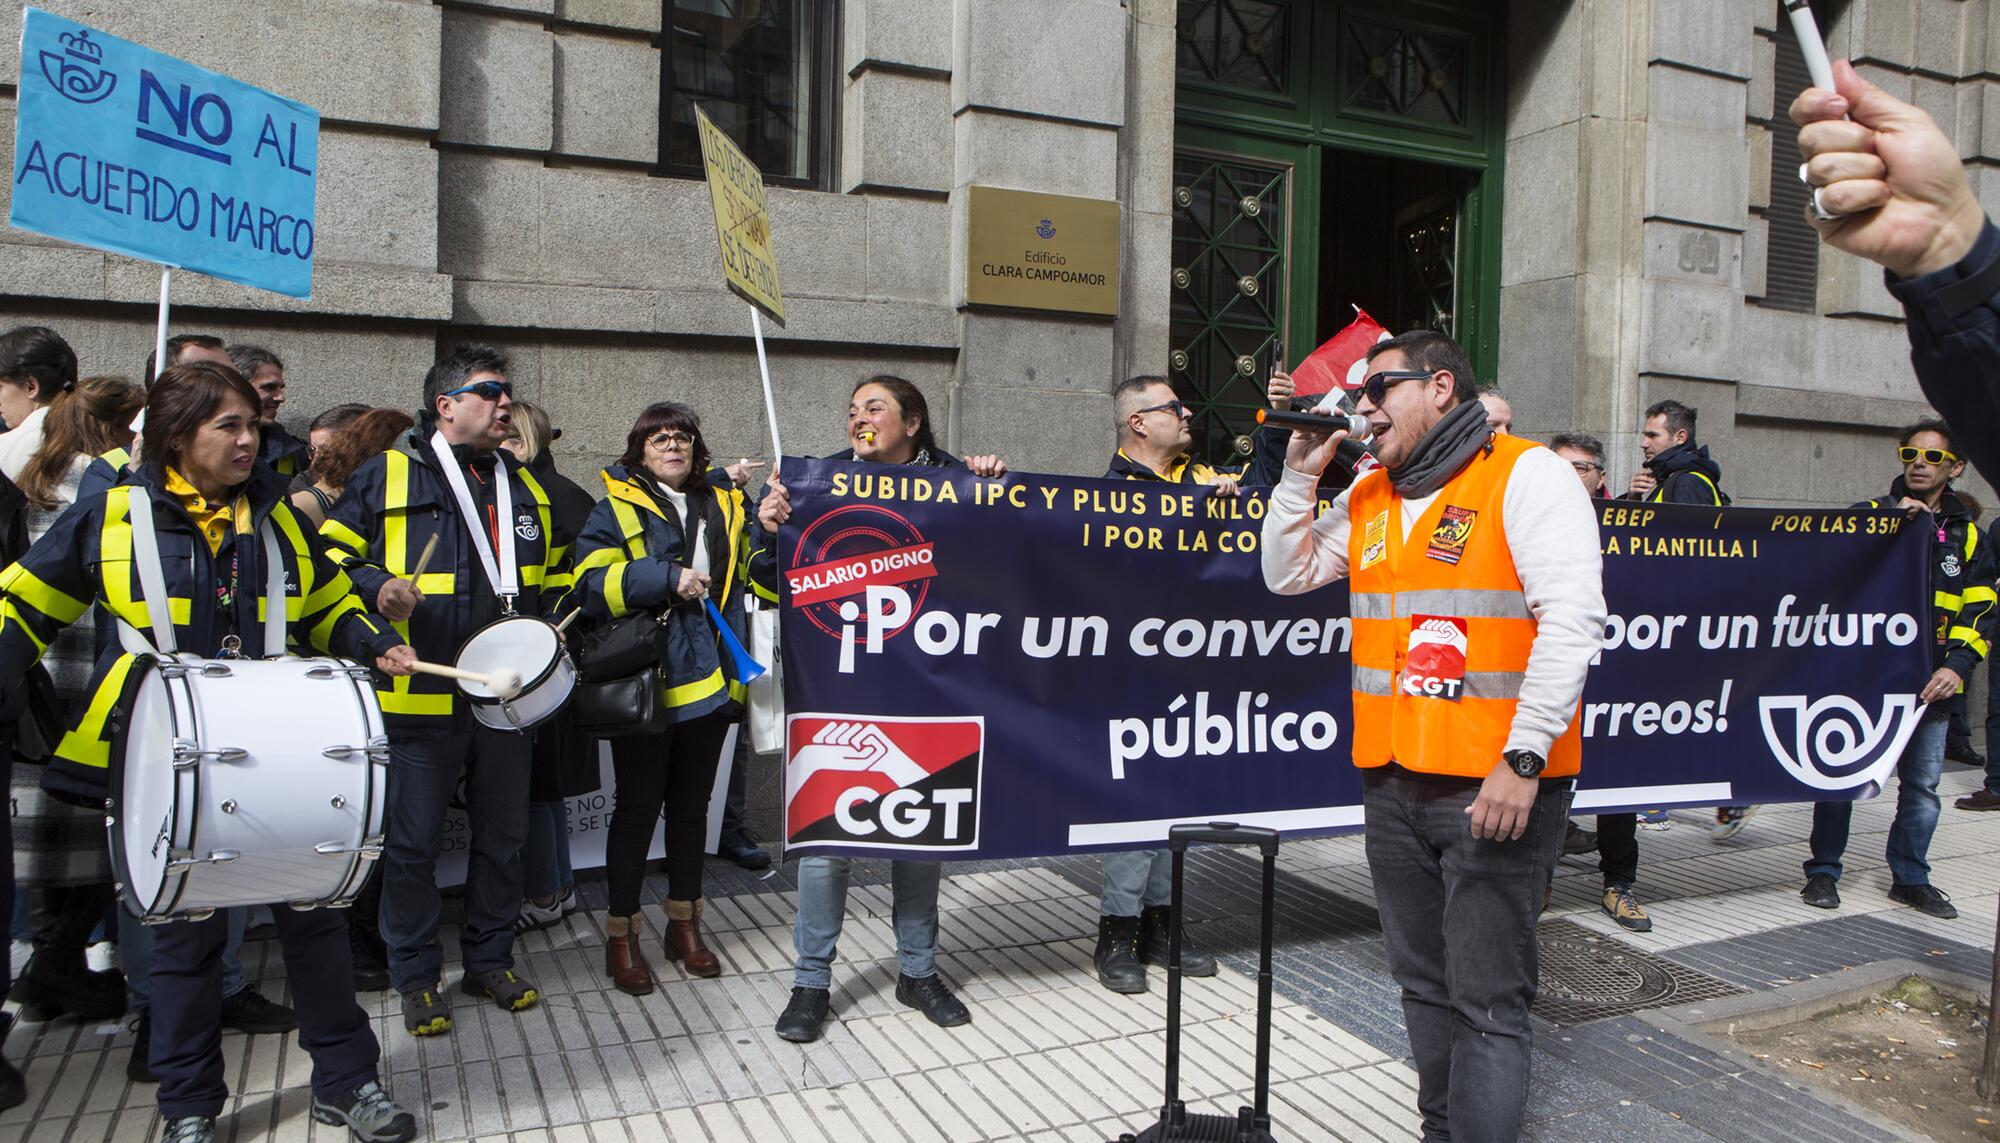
[1387,400,1494,498]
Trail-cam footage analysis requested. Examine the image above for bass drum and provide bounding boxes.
[108,655,389,921]
[455,615,576,731]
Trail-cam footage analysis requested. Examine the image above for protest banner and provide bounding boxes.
[8,8,319,300]
[771,459,1933,861]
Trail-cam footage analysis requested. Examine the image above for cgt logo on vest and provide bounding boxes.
[1402,615,1468,701]
[785,716,983,850]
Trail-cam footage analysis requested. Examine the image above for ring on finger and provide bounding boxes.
[1810,186,1841,222]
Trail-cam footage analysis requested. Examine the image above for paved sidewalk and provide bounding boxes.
[5,769,1997,1142]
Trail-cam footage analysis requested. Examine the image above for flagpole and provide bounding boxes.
[750,305,782,471]
[152,266,172,384]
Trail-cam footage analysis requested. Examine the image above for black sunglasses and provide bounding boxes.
[1134,398,1190,418]
[1358,369,1436,406]
[443,380,511,401]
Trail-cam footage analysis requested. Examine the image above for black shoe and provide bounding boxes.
[127,1010,158,1084]
[773,986,831,1043]
[1801,873,1841,910]
[160,1115,216,1143]
[1137,905,1217,977]
[220,986,298,1034]
[460,968,539,1012]
[1563,821,1600,855]
[400,988,451,1037]
[1945,738,1985,766]
[311,1079,418,1143]
[1888,883,1958,919]
[0,1050,24,1112]
[717,829,772,871]
[895,973,970,1028]
[1957,788,2000,811]
[8,954,126,1021]
[1094,914,1146,994]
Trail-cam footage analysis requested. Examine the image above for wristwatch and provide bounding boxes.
[1504,749,1546,779]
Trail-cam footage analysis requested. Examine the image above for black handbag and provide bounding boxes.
[575,610,667,681]
[571,667,669,738]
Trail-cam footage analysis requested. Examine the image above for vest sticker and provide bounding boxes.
[1403,615,1467,702]
[1361,510,1389,570]
[1425,505,1477,565]
[515,513,541,542]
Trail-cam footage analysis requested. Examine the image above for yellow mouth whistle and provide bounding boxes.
[859,430,877,444]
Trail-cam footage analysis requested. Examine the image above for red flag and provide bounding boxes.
[1289,306,1389,398]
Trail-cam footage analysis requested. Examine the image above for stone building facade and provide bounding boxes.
[2,0,1996,790]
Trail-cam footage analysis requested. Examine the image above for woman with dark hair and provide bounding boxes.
[0,361,422,1143]
[0,325,81,480]
[570,401,751,993]
[7,374,144,1025]
[290,408,415,528]
[750,374,1006,1044]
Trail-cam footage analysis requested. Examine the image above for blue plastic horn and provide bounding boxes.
[705,598,768,684]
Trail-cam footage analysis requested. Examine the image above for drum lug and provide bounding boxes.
[173,740,249,768]
[167,848,242,868]
[306,662,374,681]
[286,899,322,911]
[314,840,385,858]
[220,800,237,814]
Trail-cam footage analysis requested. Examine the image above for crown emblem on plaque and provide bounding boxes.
[42,27,116,105]
[59,29,103,62]
[1036,218,1056,240]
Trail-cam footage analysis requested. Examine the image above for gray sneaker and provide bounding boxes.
[160,1117,215,1143]
[311,1080,418,1143]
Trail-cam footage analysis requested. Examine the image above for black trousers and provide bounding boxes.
[152,907,378,1119]
[1597,813,1639,888]
[27,883,117,960]
[0,751,12,1049]
[606,711,732,913]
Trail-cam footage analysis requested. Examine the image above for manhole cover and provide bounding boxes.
[1533,918,1747,1027]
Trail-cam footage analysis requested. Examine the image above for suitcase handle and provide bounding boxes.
[1167,820,1278,856]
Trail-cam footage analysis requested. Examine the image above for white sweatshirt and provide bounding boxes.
[1260,446,1607,760]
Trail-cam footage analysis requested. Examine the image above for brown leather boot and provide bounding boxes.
[604,917,654,996]
[663,899,721,978]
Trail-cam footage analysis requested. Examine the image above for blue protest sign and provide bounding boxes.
[8,8,319,297]
[773,459,1933,861]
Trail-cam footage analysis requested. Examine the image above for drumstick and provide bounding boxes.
[408,535,439,583]
[555,611,580,634]
[407,659,523,700]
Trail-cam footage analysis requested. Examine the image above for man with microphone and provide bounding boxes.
[1260,330,1604,1141]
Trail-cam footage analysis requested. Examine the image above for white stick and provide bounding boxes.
[1783,0,1837,92]
[153,266,172,385]
[407,659,522,698]
[750,306,783,473]
[408,534,439,583]
[555,610,580,634]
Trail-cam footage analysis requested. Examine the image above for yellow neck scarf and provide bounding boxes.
[163,467,252,555]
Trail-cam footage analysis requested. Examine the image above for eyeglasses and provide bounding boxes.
[647,431,694,451]
[1899,445,1959,465]
[1358,369,1436,406]
[1134,398,1189,418]
[1568,460,1603,475]
[443,380,511,401]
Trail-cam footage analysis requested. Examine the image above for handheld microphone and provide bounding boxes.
[1256,407,1372,439]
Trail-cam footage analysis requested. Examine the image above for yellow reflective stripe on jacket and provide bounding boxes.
[383,450,411,574]
[664,666,725,708]
[378,685,453,716]
[56,653,139,769]
[1938,590,1964,610]
[322,518,367,564]
[1646,471,1722,504]
[0,565,89,626]
[0,600,50,655]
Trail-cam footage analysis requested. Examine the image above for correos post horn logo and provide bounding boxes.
[1758,693,1922,792]
[42,29,117,105]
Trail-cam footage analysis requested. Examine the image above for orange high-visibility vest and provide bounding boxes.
[1346,433,1583,778]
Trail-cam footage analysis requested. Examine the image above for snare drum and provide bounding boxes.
[108,655,389,921]
[454,615,576,731]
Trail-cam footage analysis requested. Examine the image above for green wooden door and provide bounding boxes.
[1172,0,1504,465]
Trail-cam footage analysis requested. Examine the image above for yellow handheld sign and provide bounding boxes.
[694,104,786,327]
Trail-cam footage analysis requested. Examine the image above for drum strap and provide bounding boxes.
[122,489,289,658]
[428,430,519,608]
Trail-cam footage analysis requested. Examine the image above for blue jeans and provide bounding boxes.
[1362,767,1570,1143]
[522,801,574,902]
[792,857,940,989]
[120,906,248,1010]
[1808,706,1949,886]
[379,727,531,994]
[1099,849,1171,916]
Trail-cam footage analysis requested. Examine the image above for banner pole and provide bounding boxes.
[152,266,172,384]
[750,305,783,469]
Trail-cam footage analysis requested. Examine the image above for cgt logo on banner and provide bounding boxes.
[786,716,984,850]
[9,8,320,297]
